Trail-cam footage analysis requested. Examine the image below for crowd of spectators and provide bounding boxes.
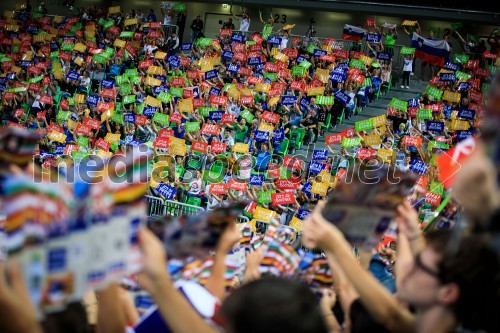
[0,2,499,333]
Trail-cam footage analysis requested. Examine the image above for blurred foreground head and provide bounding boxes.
[221,277,328,333]
[0,127,40,168]
[399,231,500,332]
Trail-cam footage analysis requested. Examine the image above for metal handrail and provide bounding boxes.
[163,199,205,216]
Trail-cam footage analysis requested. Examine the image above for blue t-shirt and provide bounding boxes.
[173,126,185,139]
[255,150,270,170]
[369,254,396,293]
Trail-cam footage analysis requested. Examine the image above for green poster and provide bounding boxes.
[349,59,365,69]
[453,54,469,65]
[425,85,443,100]
[115,75,129,85]
[262,24,273,39]
[240,109,255,122]
[389,98,408,111]
[315,96,335,105]
[72,150,88,162]
[153,112,169,125]
[400,47,416,55]
[199,106,215,116]
[417,108,432,120]
[169,87,183,97]
[119,84,132,95]
[77,136,89,147]
[361,77,372,87]
[119,31,134,38]
[355,118,374,132]
[123,94,136,105]
[61,43,74,51]
[56,111,71,121]
[111,113,124,124]
[92,54,107,64]
[341,137,362,147]
[197,38,213,47]
[279,166,291,179]
[455,70,471,81]
[258,190,275,204]
[185,121,201,132]
[307,44,318,54]
[264,72,278,81]
[299,60,312,69]
[157,92,172,103]
[125,68,138,77]
[174,3,186,12]
[292,65,306,76]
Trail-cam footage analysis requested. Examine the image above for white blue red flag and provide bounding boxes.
[342,24,367,42]
[410,33,451,67]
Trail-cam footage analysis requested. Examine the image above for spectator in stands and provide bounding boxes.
[488,31,500,55]
[165,32,180,54]
[176,9,187,42]
[253,142,271,172]
[301,109,319,145]
[222,18,236,30]
[382,26,398,56]
[146,9,157,22]
[135,9,145,22]
[161,7,175,26]
[302,203,500,333]
[401,54,413,89]
[231,7,251,32]
[344,82,358,120]
[191,15,204,42]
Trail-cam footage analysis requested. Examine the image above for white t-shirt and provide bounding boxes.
[163,15,173,25]
[403,59,413,72]
[239,18,250,32]
[205,184,220,210]
[143,44,158,54]
[228,103,241,118]
[80,76,90,88]
[188,178,202,195]
[32,94,42,109]
[346,91,356,108]
[237,157,252,180]
[223,135,235,147]
[280,37,289,50]
[397,164,410,172]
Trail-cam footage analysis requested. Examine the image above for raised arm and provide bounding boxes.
[259,11,265,24]
[415,22,421,35]
[302,204,416,333]
[137,228,220,333]
[205,223,242,300]
[96,283,127,333]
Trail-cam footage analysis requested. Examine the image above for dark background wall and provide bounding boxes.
[2,0,498,47]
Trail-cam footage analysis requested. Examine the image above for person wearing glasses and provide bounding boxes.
[302,201,500,333]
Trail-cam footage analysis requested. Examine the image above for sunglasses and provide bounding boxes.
[414,253,440,278]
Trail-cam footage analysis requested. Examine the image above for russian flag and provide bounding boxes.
[342,24,367,42]
[410,33,450,67]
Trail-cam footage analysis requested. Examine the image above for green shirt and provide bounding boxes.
[262,24,273,39]
[384,33,397,47]
[235,125,248,142]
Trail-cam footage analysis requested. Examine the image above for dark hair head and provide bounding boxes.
[426,231,500,332]
[441,235,500,332]
[221,277,328,333]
